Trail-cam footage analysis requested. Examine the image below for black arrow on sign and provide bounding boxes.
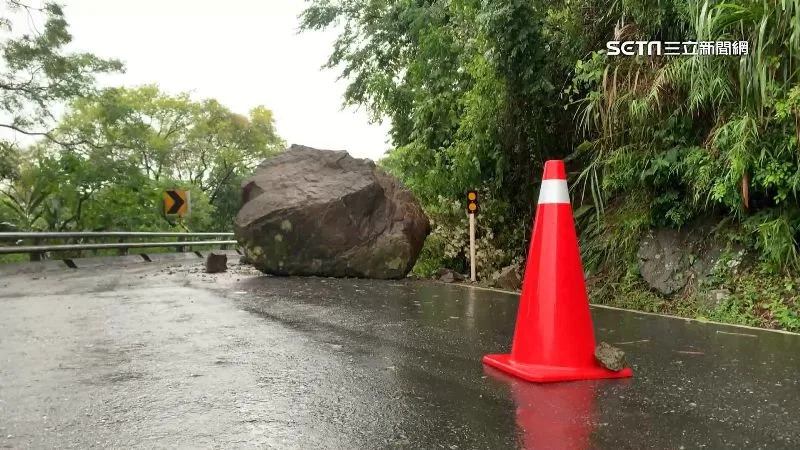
[166,190,184,214]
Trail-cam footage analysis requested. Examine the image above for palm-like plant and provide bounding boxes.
[578,0,800,270]
[0,166,53,231]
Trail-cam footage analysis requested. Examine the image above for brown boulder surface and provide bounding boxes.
[234,145,430,279]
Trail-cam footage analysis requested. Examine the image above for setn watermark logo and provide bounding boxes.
[607,40,749,56]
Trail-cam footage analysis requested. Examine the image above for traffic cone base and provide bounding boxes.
[483,353,633,383]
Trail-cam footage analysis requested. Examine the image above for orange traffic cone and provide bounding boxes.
[483,160,633,382]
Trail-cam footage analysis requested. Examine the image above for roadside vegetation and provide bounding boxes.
[0,1,284,241]
[302,0,800,331]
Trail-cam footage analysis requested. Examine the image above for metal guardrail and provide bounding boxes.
[0,232,237,260]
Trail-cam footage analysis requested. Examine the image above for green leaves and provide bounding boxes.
[0,153,58,230]
[3,84,285,232]
[573,0,800,271]
[0,1,122,142]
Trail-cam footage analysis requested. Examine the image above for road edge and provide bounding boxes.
[444,281,800,337]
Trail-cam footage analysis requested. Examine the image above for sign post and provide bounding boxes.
[467,190,478,282]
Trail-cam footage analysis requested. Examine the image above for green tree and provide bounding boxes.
[0,154,53,230]
[301,0,575,275]
[42,85,284,231]
[0,0,122,230]
[0,1,122,146]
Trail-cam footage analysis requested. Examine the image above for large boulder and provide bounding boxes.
[234,145,430,279]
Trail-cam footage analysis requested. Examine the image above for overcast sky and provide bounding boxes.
[60,0,391,160]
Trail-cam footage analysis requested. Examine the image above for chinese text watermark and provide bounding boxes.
[606,41,749,56]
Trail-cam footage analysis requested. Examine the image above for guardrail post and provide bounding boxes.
[29,238,42,261]
[176,235,185,253]
[118,237,128,255]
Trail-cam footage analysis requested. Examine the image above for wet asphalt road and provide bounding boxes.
[1,258,799,449]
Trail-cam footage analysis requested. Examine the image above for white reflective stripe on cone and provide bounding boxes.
[537,179,570,204]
